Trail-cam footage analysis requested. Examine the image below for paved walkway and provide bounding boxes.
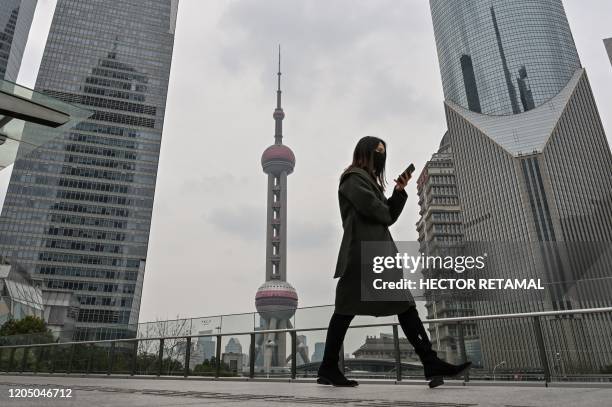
[0,375,610,406]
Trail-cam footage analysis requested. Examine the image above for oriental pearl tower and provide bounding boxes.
[254,49,307,373]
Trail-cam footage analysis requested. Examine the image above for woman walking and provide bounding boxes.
[317,136,471,388]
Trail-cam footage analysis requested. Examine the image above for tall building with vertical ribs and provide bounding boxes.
[254,50,306,373]
[428,0,612,373]
[605,38,612,68]
[0,0,178,340]
[0,0,37,81]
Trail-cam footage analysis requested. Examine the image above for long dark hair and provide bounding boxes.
[343,136,387,191]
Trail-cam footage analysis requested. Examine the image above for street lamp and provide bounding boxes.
[556,352,566,379]
[493,360,506,381]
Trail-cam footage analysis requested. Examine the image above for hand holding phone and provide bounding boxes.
[401,164,415,180]
[394,163,415,191]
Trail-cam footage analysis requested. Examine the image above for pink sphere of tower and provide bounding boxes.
[261,144,295,174]
[255,280,298,320]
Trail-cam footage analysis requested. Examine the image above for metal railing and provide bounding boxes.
[0,304,340,345]
[1,307,611,385]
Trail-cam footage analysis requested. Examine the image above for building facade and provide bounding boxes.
[0,0,178,340]
[42,288,80,342]
[225,337,242,354]
[222,352,245,375]
[188,330,215,367]
[429,0,612,373]
[415,136,479,365]
[353,333,419,363]
[296,334,309,365]
[311,342,324,363]
[0,0,36,82]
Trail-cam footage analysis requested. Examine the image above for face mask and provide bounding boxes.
[373,150,386,175]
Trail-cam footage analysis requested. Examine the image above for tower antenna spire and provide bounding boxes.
[277,44,282,107]
[273,44,285,144]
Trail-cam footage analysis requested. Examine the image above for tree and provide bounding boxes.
[0,316,54,345]
[134,315,191,375]
[192,357,235,377]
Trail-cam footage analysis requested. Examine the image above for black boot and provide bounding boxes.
[422,356,472,387]
[398,307,471,388]
[317,363,359,387]
[317,313,359,387]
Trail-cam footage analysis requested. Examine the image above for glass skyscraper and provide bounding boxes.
[428,0,612,373]
[605,38,612,68]
[0,0,178,340]
[0,0,37,81]
[430,0,581,115]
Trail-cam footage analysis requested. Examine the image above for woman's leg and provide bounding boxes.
[397,306,471,387]
[317,312,358,386]
[397,306,436,360]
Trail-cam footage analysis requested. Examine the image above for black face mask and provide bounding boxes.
[373,151,386,175]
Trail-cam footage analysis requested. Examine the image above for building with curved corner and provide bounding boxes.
[428,0,612,374]
[430,0,581,116]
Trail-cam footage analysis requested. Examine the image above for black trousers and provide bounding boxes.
[318,306,436,371]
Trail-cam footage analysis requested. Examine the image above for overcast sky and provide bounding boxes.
[4,0,612,325]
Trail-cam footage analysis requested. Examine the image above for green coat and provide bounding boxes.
[333,167,415,316]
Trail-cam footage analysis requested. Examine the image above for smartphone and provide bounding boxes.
[399,163,415,180]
